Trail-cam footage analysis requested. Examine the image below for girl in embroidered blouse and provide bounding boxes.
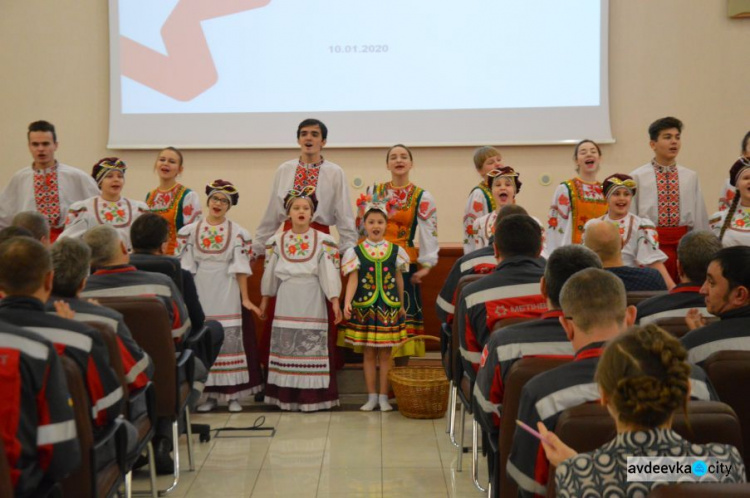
[60,157,149,252]
[546,139,608,253]
[260,188,343,411]
[145,147,202,255]
[341,202,410,411]
[710,157,750,248]
[363,145,438,362]
[584,174,675,289]
[716,131,750,212]
[539,325,745,497]
[177,180,263,413]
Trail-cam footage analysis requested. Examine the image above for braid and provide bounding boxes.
[599,325,690,428]
[719,193,741,242]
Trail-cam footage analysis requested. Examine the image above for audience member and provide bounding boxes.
[0,226,33,245]
[48,237,153,393]
[584,219,667,291]
[506,268,715,497]
[456,214,547,374]
[12,210,50,246]
[638,231,721,324]
[0,319,80,497]
[541,325,746,497]
[682,246,750,366]
[0,120,99,240]
[0,237,124,429]
[437,205,529,326]
[473,245,602,436]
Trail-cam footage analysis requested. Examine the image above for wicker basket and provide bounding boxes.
[388,336,450,419]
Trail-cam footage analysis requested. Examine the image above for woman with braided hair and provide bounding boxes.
[60,157,149,251]
[709,157,750,247]
[539,325,746,496]
[177,179,263,412]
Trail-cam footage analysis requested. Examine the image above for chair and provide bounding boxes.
[98,296,195,496]
[84,321,158,498]
[449,274,484,475]
[546,401,745,497]
[649,316,719,339]
[627,290,667,307]
[446,274,484,449]
[704,350,750,479]
[59,355,124,498]
[497,356,571,498]
[647,483,750,497]
[0,437,11,498]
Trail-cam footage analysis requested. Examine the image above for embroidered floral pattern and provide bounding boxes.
[33,164,62,227]
[286,233,311,257]
[95,198,133,227]
[200,223,228,251]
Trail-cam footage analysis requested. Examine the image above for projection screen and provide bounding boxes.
[108,0,612,148]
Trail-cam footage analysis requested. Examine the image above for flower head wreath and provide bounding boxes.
[284,185,318,212]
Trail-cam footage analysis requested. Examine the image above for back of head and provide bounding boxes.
[596,324,690,428]
[0,226,34,245]
[493,214,541,259]
[130,213,169,254]
[711,246,750,291]
[545,246,603,309]
[648,116,683,141]
[12,211,50,242]
[583,220,621,261]
[0,237,51,296]
[82,225,122,268]
[560,268,626,333]
[51,238,92,298]
[496,204,527,221]
[28,120,57,142]
[677,231,722,284]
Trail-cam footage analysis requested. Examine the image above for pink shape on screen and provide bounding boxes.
[121,0,271,102]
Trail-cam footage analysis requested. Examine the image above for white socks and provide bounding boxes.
[379,394,393,412]
[360,393,378,411]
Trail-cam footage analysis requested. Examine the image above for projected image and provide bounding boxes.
[118,0,601,114]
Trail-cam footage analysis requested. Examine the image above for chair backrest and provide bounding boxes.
[649,316,692,338]
[704,350,750,479]
[83,321,128,409]
[627,291,667,307]
[0,437,11,498]
[491,316,537,332]
[97,296,180,418]
[450,274,484,385]
[59,355,94,498]
[647,483,750,497]
[498,356,571,498]
[546,401,745,497]
[129,253,184,294]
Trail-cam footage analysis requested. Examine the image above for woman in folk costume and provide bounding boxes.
[260,187,343,411]
[546,139,608,252]
[584,174,674,288]
[465,166,548,257]
[716,131,750,212]
[60,157,148,251]
[463,146,504,253]
[177,180,263,412]
[364,144,438,361]
[710,157,750,248]
[340,195,410,411]
[145,147,202,255]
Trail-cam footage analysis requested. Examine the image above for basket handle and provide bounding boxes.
[391,334,440,358]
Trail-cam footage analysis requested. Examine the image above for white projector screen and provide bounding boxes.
[108,0,612,149]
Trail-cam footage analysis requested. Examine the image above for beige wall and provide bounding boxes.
[1,0,748,244]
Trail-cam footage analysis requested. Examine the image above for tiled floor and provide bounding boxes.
[132,406,488,497]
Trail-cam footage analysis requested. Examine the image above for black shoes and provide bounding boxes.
[153,437,175,475]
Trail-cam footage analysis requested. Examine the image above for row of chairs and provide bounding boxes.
[441,279,750,497]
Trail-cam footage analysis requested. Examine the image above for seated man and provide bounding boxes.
[584,219,667,291]
[437,205,529,326]
[48,237,153,393]
[0,237,124,430]
[129,212,224,369]
[682,246,750,366]
[507,268,716,498]
[457,214,547,374]
[637,230,721,324]
[12,210,51,246]
[0,319,80,497]
[473,245,602,437]
[0,226,33,245]
[80,224,205,474]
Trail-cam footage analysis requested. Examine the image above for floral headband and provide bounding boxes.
[93,157,127,185]
[284,185,317,211]
[487,166,522,193]
[729,157,750,187]
[206,180,239,205]
[602,174,637,198]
